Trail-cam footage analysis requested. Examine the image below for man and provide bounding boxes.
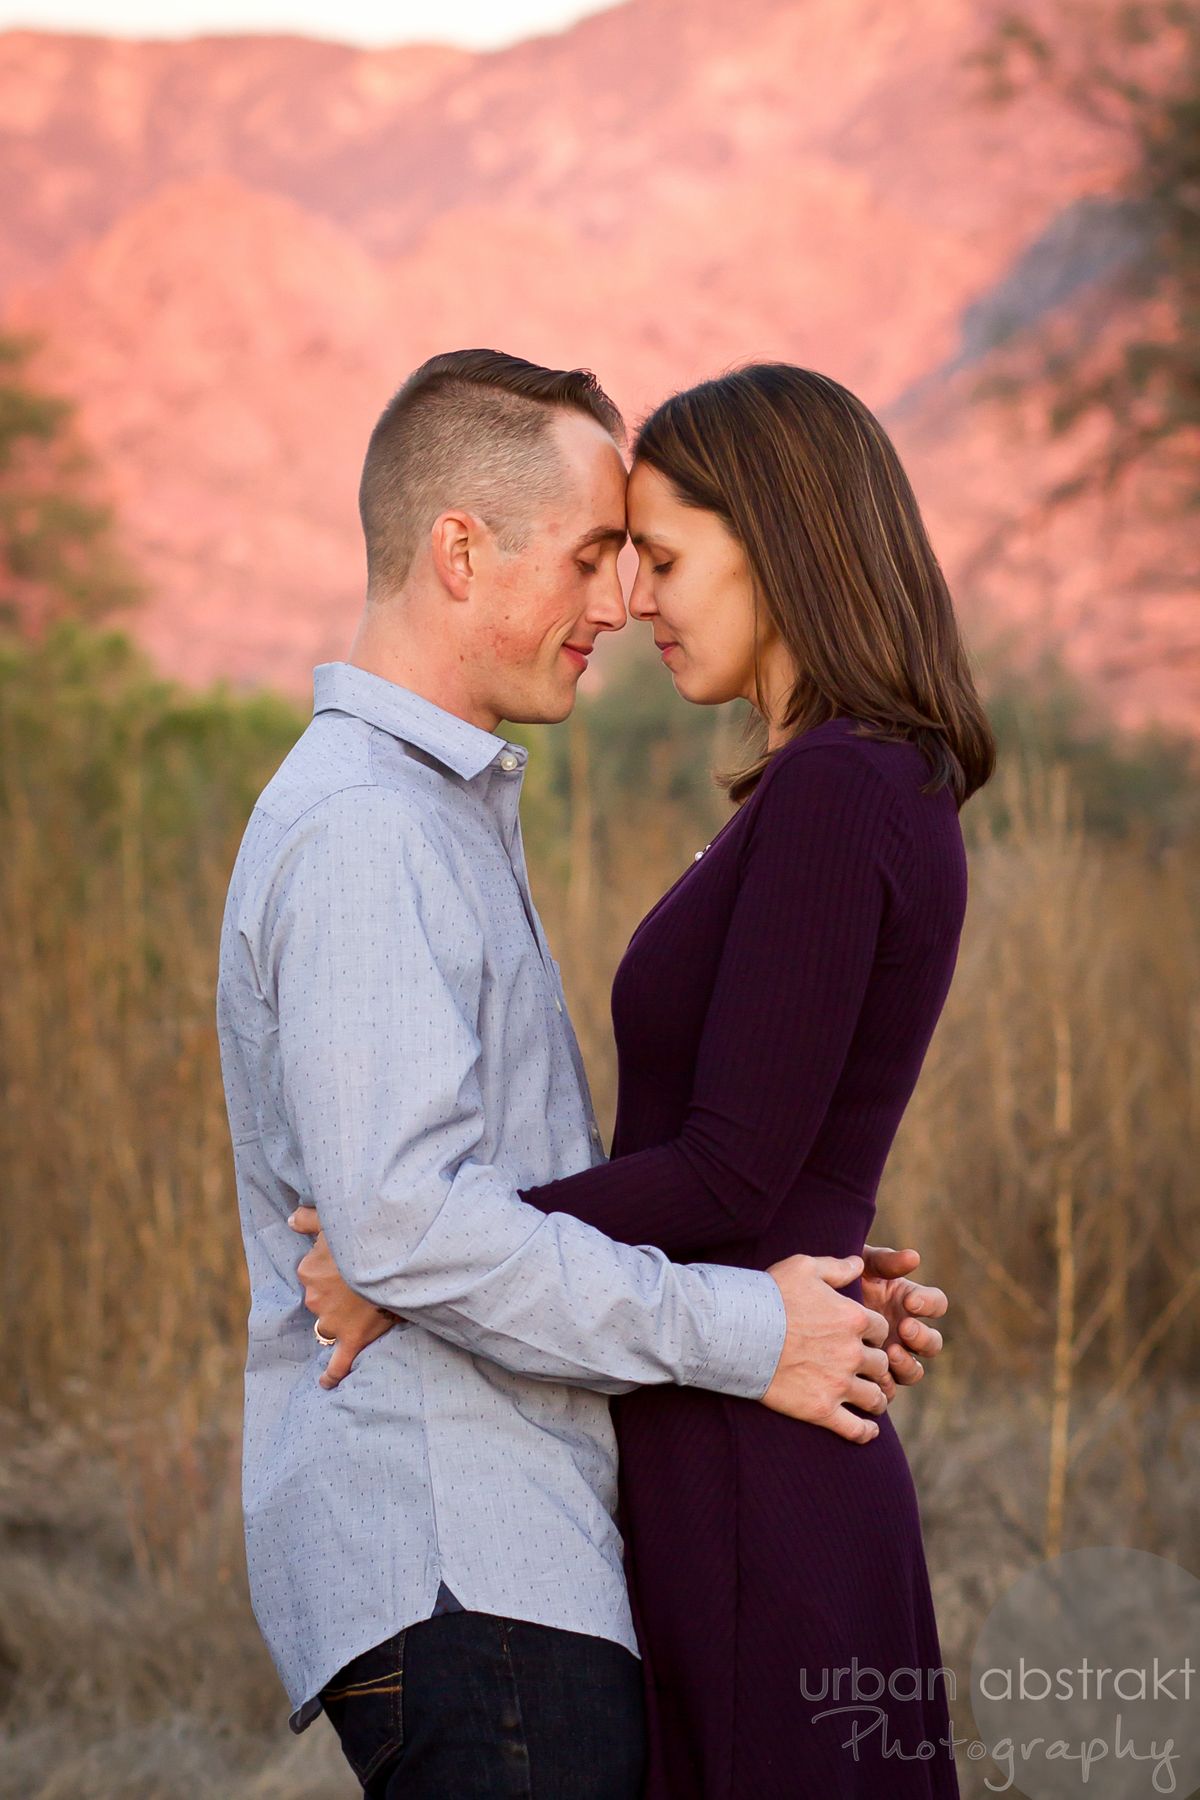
[216,350,947,1798]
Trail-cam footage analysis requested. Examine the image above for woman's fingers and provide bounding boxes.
[319,1339,358,1389]
[863,1243,921,1277]
[900,1318,944,1357]
[288,1205,321,1235]
[888,1342,925,1384]
[315,1311,398,1388]
[901,1282,948,1320]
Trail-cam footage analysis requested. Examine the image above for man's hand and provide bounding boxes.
[759,1254,892,1442]
[287,1205,397,1389]
[861,1244,947,1400]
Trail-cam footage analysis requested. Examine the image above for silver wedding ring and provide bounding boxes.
[314,1320,336,1348]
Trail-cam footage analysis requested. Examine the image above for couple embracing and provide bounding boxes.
[216,349,994,1799]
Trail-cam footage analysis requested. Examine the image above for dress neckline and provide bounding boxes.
[625,800,749,952]
[625,720,891,955]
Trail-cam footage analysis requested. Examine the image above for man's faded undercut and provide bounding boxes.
[359,349,625,595]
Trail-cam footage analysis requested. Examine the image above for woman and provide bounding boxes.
[297,363,994,1797]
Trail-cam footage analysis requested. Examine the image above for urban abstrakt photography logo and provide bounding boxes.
[969,1547,1199,1796]
[803,1548,1198,1794]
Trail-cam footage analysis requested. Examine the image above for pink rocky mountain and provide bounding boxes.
[2,0,1194,731]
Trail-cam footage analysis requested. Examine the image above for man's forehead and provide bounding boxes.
[549,412,628,543]
[552,406,625,467]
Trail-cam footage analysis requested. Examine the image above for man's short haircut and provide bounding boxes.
[359,349,626,594]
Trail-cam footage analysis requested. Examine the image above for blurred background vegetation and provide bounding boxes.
[2,6,1198,1787]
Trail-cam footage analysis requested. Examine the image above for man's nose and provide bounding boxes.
[588,568,628,633]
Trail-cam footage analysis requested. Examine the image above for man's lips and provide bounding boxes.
[562,642,592,672]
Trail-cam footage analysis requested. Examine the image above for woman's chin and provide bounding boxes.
[667,671,701,704]
[669,669,729,709]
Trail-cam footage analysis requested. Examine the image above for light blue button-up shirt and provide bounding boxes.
[216,662,787,1731]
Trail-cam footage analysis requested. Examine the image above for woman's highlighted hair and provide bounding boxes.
[634,364,995,806]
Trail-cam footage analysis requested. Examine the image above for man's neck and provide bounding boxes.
[347,607,500,733]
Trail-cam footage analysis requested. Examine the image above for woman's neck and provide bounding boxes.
[750,637,796,753]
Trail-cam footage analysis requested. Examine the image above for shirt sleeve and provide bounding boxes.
[520,744,906,1258]
[259,785,787,1400]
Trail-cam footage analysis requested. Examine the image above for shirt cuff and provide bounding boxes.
[687,1264,788,1400]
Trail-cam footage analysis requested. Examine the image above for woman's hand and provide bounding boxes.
[860,1244,947,1399]
[287,1205,399,1389]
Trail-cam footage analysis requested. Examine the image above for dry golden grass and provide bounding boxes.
[2,681,1197,1794]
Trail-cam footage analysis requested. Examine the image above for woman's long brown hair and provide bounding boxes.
[634,364,996,806]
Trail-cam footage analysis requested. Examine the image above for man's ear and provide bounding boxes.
[430,509,482,601]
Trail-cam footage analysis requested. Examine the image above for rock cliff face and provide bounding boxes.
[3,0,1194,729]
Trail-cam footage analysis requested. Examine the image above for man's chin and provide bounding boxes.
[498,687,578,728]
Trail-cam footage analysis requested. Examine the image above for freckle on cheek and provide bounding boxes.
[487,620,540,660]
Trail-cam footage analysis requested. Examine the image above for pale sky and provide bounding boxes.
[0,0,614,49]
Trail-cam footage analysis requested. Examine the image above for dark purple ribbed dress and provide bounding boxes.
[522,718,966,1800]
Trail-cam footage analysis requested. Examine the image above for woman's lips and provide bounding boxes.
[657,640,679,663]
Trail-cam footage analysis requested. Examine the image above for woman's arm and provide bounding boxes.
[521,742,907,1257]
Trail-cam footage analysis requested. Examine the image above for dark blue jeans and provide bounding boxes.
[318,1607,646,1797]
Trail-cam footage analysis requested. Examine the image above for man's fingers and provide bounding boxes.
[858,1345,890,1386]
[845,1376,889,1415]
[814,1254,865,1287]
[827,1405,881,1445]
[288,1205,321,1236]
[859,1305,890,1349]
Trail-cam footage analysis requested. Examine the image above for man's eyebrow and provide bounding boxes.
[572,526,628,550]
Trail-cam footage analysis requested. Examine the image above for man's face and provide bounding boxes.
[470,410,629,726]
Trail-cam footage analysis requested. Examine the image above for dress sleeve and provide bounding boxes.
[521,743,907,1256]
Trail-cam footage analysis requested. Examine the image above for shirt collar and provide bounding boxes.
[312,662,521,781]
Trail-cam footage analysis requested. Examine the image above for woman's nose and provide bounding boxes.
[628,574,657,620]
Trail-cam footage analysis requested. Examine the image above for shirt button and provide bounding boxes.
[554,996,563,1013]
[589,1123,602,1144]
[499,752,519,772]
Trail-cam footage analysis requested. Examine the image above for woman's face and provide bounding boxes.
[626,459,784,711]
